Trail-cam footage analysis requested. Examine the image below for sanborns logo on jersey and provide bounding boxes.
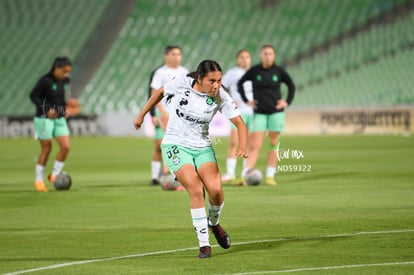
[176,108,207,124]
[185,115,207,124]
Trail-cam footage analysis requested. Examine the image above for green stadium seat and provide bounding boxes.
[0,0,110,116]
[1,0,408,115]
[81,0,406,113]
[289,7,414,107]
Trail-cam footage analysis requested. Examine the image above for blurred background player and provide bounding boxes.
[221,49,253,183]
[147,45,188,185]
[134,60,248,258]
[29,56,76,192]
[237,44,295,186]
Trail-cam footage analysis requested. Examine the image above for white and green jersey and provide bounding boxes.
[150,65,189,89]
[222,66,253,115]
[162,75,240,149]
[150,65,189,110]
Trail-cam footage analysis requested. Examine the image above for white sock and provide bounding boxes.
[226,158,236,177]
[241,159,247,177]
[266,166,276,178]
[191,207,210,247]
[35,164,45,182]
[208,202,224,226]
[151,161,161,179]
[52,160,65,177]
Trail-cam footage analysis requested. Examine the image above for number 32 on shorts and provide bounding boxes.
[166,145,181,165]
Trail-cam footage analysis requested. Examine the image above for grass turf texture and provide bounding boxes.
[0,135,413,274]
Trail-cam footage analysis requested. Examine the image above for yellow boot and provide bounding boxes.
[34,181,48,192]
[265,177,277,186]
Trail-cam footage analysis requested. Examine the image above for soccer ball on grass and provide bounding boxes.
[159,173,184,191]
[53,172,72,191]
[244,168,263,186]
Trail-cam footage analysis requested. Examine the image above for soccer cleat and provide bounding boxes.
[198,246,211,258]
[47,173,55,183]
[34,181,48,192]
[231,177,247,187]
[209,224,231,249]
[149,178,160,186]
[221,173,235,183]
[265,177,277,186]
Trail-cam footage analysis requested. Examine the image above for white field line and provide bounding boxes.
[215,261,414,275]
[2,228,414,275]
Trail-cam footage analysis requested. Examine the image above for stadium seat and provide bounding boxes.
[289,9,414,107]
[79,0,406,114]
[0,0,110,116]
[0,0,409,115]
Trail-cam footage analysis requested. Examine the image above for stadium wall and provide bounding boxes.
[0,107,412,138]
[285,106,413,135]
[0,116,100,138]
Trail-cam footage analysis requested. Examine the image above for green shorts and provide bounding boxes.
[34,117,70,140]
[231,113,254,130]
[251,112,285,132]
[153,110,164,140]
[161,144,217,173]
[154,126,164,140]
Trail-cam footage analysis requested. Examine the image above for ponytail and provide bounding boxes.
[187,60,222,82]
[186,71,197,79]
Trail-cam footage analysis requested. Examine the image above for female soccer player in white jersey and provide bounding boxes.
[221,49,253,184]
[148,45,188,186]
[134,60,248,258]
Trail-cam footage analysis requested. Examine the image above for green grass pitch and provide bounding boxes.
[0,135,413,274]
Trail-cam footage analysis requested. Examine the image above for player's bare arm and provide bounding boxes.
[230,115,248,158]
[134,87,164,129]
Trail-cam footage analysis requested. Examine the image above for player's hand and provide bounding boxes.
[47,108,58,119]
[247,100,257,109]
[235,149,248,158]
[133,115,144,130]
[276,99,288,110]
[65,98,81,118]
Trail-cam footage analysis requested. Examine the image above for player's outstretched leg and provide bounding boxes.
[209,223,231,249]
[207,201,231,249]
[174,164,212,258]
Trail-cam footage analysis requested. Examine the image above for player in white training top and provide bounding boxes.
[134,60,248,258]
[221,49,253,184]
[148,45,188,186]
